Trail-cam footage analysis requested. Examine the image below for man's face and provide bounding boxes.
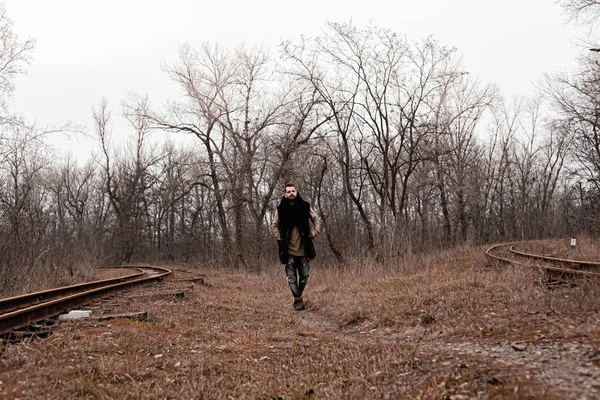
[284,186,297,200]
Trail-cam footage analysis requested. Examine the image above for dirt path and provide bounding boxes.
[296,299,600,399]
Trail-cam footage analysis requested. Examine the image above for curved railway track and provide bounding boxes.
[0,265,171,337]
[485,242,600,279]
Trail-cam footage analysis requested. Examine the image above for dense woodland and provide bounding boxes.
[0,1,599,293]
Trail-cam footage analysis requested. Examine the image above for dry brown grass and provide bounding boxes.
[517,236,600,261]
[313,245,599,335]
[0,256,97,299]
[0,244,599,399]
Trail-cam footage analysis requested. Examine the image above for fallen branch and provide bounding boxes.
[95,312,148,322]
[126,290,186,299]
[172,277,205,284]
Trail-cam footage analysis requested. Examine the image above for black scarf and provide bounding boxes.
[277,194,310,237]
[276,194,316,263]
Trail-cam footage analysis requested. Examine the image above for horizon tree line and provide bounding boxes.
[0,1,598,295]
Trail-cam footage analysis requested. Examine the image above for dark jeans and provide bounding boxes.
[285,255,310,299]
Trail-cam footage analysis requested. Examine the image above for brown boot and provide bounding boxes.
[293,297,305,311]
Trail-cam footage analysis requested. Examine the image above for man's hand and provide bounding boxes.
[311,231,317,238]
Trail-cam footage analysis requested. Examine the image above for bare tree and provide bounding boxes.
[543,57,600,190]
[0,125,52,292]
[282,23,378,255]
[535,119,571,236]
[94,98,162,263]
[475,99,522,241]
[430,75,496,245]
[557,0,600,27]
[139,42,331,267]
[0,4,35,125]
[283,22,495,259]
[47,155,98,245]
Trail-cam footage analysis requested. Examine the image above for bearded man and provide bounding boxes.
[272,183,320,310]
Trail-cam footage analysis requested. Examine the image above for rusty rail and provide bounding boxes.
[485,242,600,278]
[0,265,171,336]
[0,267,145,315]
[509,247,600,274]
[485,243,525,266]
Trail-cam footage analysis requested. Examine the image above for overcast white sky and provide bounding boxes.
[4,0,584,159]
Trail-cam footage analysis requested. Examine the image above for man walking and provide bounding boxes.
[272,183,320,310]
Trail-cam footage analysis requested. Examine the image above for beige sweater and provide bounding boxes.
[272,207,320,256]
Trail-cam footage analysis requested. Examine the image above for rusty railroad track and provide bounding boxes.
[0,265,171,337]
[485,242,600,279]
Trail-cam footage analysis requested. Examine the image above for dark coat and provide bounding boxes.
[276,195,316,264]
